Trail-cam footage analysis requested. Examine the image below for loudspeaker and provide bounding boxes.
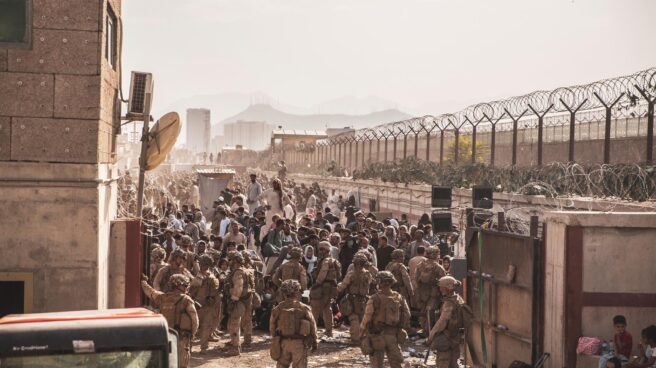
[431,212,452,233]
[472,186,493,209]
[431,186,452,208]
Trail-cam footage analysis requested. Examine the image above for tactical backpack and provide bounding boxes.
[370,293,403,327]
[277,304,311,338]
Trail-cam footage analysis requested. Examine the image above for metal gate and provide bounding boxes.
[465,226,543,368]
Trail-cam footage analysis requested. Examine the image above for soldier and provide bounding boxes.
[269,279,318,368]
[413,246,446,334]
[190,254,221,353]
[360,271,410,368]
[240,250,257,346]
[153,248,194,292]
[178,235,200,275]
[272,247,308,302]
[310,241,341,337]
[225,251,254,356]
[385,249,414,308]
[142,274,199,368]
[337,252,375,344]
[428,276,466,368]
[150,246,168,281]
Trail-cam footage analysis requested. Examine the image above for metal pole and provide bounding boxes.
[425,130,431,161]
[634,86,655,164]
[471,125,477,164]
[403,133,408,159]
[136,92,153,217]
[439,130,444,165]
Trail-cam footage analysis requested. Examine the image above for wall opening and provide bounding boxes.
[0,273,33,317]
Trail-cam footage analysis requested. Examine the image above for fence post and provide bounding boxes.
[528,104,554,166]
[403,130,408,159]
[484,113,505,166]
[392,130,399,162]
[560,98,588,162]
[634,86,655,164]
[413,128,419,158]
[439,129,445,165]
[593,92,624,164]
[504,108,528,166]
[384,133,389,163]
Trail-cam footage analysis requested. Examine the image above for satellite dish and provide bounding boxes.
[145,112,181,170]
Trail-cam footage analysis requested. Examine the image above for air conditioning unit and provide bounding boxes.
[127,71,154,119]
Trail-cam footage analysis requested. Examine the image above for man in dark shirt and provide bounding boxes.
[375,235,394,271]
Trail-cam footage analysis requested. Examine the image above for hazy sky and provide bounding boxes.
[122,0,656,116]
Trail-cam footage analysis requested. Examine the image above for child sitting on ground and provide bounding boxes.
[627,325,656,368]
[599,315,633,368]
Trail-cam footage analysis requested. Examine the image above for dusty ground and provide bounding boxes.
[190,326,440,368]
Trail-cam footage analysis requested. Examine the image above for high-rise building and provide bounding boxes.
[223,121,274,151]
[186,108,211,153]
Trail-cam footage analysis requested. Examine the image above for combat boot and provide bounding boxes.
[225,346,241,357]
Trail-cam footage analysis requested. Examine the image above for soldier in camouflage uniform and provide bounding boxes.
[153,248,194,292]
[176,235,200,275]
[142,274,199,368]
[269,279,318,368]
[150,246,168,281]
[225,251,254,356]
[190,254,221,353]
[428,276,465,368]
[273,247,308,302]
[360,271,410,368]
[413,246,446,334]
[309,241,341,337]
[337,252,375,344]
[240,250,257,346]
[385,249,414,307]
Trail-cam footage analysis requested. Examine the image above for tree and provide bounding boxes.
[444,135,488,164]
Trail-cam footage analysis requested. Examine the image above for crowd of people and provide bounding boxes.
[140,172,467,368]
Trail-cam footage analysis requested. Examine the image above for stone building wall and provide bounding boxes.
[0,0,121,313]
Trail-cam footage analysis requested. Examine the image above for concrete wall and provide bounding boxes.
[0,0,121,312]
[544,212,656,368]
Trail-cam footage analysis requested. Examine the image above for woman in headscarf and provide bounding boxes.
[301,245,318,287]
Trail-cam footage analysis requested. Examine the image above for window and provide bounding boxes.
[0,272,33,317]
[106,6,117,69]
[0,0,31,48]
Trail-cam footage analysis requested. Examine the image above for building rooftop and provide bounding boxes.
[272,129,328,137]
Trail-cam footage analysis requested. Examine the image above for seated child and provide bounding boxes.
[599,315,633,368]
[627,325,656,368]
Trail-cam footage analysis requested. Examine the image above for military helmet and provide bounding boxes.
[179,235,193,246]
[241,250,252,263]
[288,246,303,259]
[318,241,331,252]
[280,279,301,298]
[151,247,166,261]
[170,248,187,260]
[228,251,244,264]
[426,246,441,259]
[198,254,214,268]
[438,275,461,290]
[206,249,221,262]
[391,248,405,260]
[169,274,191,289]
[377,271,397,285]
[352,252,369,265]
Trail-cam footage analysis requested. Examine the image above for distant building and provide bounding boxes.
[224,121,275,151]
[326,127,355,137]
[186,108,211,153]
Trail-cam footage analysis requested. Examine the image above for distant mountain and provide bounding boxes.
[217,103,412,131]
[311,96,405,115]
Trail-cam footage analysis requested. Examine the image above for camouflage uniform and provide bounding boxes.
[142,274,199,368]
[310,242,341,337]
[153,249,194,292]
[273,247,308,302]
[190,255,220,352]
[360,272,410,368]
[413,246,446,332]
[240,251,257,346]
[225,251,254,356]
[337,252,375,344]
[428,276,465,368]
[385,249,414,307]
[150,246,167,281]
[270,280,318,368]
